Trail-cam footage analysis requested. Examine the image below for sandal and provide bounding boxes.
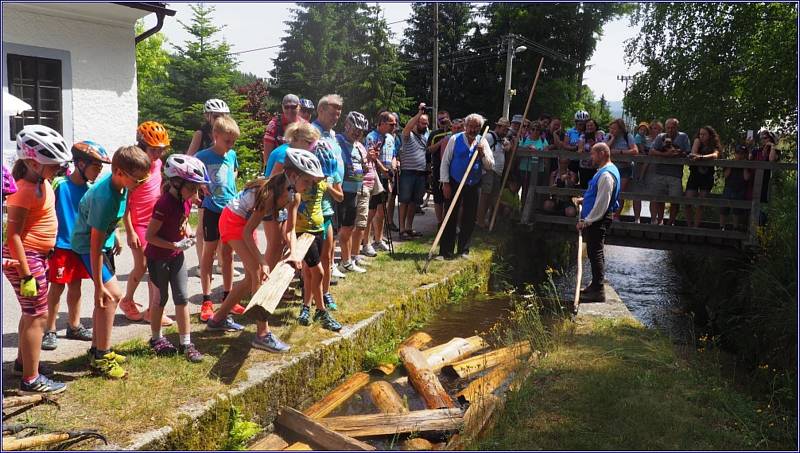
[407,230,424,237]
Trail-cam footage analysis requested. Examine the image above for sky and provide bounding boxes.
[149,2,643,102]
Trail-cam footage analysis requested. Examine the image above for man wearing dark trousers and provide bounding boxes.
[438,113,494,260]
[576,142,620,302]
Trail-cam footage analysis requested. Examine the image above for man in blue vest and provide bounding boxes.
[438,114,495,260]
[576,142,620,302]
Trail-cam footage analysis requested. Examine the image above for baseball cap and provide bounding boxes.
[496,117,510,127]
[282,94,300,106]
[511,114,524,124]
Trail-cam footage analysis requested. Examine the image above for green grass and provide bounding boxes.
[470,316,797,450]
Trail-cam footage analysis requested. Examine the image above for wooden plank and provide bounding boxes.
[376,332,433,375]
[367,381,408,414]
[422,336,487,371]
[275,406,375,451]
[399,347,456,409]
[317,408,463,438]
[284,442,312,450]
[446,342,531,379]
[445,395,501,450]
[531,213,746,239]
[304,372,371,419]
[244,233,315,316]
[249,433,289,450]
[2,394,47,408]
[403,438,434,450]
[533,186,753,209]
[455,361,518,403]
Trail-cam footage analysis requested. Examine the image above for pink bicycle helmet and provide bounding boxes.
[2,164,17,196]
[164,154,210,184]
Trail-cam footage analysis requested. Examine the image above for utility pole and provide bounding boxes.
[432,2,439,129]
[502,34,514,119]
[617,74,634,130]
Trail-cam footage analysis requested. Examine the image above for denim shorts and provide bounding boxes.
[398,170,427,205]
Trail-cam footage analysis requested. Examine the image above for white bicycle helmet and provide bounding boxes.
[574,110,590,121]
[345,111,369,132]
[204,98,230,114]
[165,154,211,184]
[16,124,72,165]
[285,148,324,179]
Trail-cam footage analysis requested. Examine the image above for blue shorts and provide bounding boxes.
[323,215,333,240]
[79,250,115,284]
[398,170,427,205]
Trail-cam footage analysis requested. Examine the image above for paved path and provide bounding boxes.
[2,203,441,369]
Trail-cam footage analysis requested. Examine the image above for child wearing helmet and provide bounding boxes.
[119,121,174,327]
[43,141,112,352]
[71,145,152,379]
[299,98,315,122]
[187,98,230,156]
[143,154,209,362]
[4,125,72,394]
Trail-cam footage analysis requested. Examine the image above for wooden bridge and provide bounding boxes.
[514,148,796,254]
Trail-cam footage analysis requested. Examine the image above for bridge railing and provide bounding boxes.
[514,148,797,248]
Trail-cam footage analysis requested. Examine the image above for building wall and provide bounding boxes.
[2,5,139,163]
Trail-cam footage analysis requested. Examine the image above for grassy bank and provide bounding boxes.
[15,238,494,449]
[471,315,797,450]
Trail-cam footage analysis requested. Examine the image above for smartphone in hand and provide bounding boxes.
[746,130,754,141]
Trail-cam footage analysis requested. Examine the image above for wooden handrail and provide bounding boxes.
[517,148,797,171]
[534,186,753,209]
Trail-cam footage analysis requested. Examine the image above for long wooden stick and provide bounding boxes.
[489,57,546,231]
[423,126,490,272]
[573,200,583,313]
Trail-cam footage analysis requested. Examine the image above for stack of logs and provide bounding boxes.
[249,332,539,451]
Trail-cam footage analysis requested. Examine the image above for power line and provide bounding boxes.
[230,44,282,56]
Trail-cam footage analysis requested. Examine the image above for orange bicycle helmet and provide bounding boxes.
[137,121,171,147]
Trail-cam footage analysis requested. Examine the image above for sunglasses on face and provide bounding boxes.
[283,105,298,110]
[124,170,150,184]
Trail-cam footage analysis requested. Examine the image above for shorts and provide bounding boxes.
[48,247,90,284]
[147,254,188,307]
[79,249,116,284]
[302,232,324,267]
[649,173,683,197]
[369,183,388,209]
[219,207,257,244]
[202,208,222,242]
[617,165,633,179]
[132,223,148,249]
[398,170,427,205]
[480,171,503,200]
[338,191,359,228]
[323,215,333,240]
[354,186,370,228]
[2,246,50,317]
[685,171,715,192]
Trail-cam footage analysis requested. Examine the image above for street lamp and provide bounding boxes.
[502,37,528,119]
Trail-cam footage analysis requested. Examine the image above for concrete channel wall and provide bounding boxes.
[124,253,493,450]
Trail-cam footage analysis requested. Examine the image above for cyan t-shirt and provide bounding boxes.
[264,143,289,177]
[565,127,582,146]
[336,133,366,193]
[366,130,396,168]
[53,176,89,250]
[519,136,549,172]
[70,173,127,254]
[312,121,342,217]
[196,148,239,213]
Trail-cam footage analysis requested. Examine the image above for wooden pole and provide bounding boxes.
[489,57,546,231]
[423,335,487,371]
[275,406,375,451]
[303,372,371,419]
[317,408,463,438]
[573,200,583,313]
[376,331,433,375]
[244,233,315,316]
[456,361,518,404]
[367,381,408,414]
[399,346,456,409]
[4,433,71,451]
[445,341,531,379]
[423,125,491,272]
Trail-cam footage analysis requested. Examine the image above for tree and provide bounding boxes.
[625,2,798,148]
[135,21,172,123]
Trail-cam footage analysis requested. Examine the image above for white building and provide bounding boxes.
[2,2,174,164]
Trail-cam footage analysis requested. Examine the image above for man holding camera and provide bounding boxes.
[649,118,690,225]
[396,103,431,239]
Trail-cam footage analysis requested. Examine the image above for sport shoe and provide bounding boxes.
[87,347,127,364]
[313,309,342,332]
[207,315,244,332]
[199,300,215,322]
[354,255,371,267]
[149,336,178,356]
[179,343,204,363]
[19,374,66,395]
[119,297,143,321]
[373,240,390,252]
[41,331,58,350]
[323,292,338,311]
[13,360,54,376]
[331,265,346,279]
[251,332,291,353]
[231,303,246,315]
[298,305,311,326]
[142,308,174,327]
[91,353,127,379]
[339,261,366,274]
[360,244,378,257]
[65,324,92,341]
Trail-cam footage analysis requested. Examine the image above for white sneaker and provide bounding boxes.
[373,240,390,252]
[360,244,378,257]
[339,261,366,274]
[331,264,346,279]
[354,255,371,267]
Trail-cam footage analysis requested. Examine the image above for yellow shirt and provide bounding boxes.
[295,180,327,233]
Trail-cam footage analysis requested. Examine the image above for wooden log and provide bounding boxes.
[445,342,531,379]
[244,233,314,316]
[367,381,408,414]
[304,372,371,419]
[2,394,46,408]
[403,437,433,450]
[422,336,487,371]
[249,433,289,451]
[275,406,375,451]
[455,360,518,403]
[283,442,312,450]
[445,395,500,450]
[399,347,456,409]
[376,332,433,375]
[318,408,463,438]
[3,432,71,451]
